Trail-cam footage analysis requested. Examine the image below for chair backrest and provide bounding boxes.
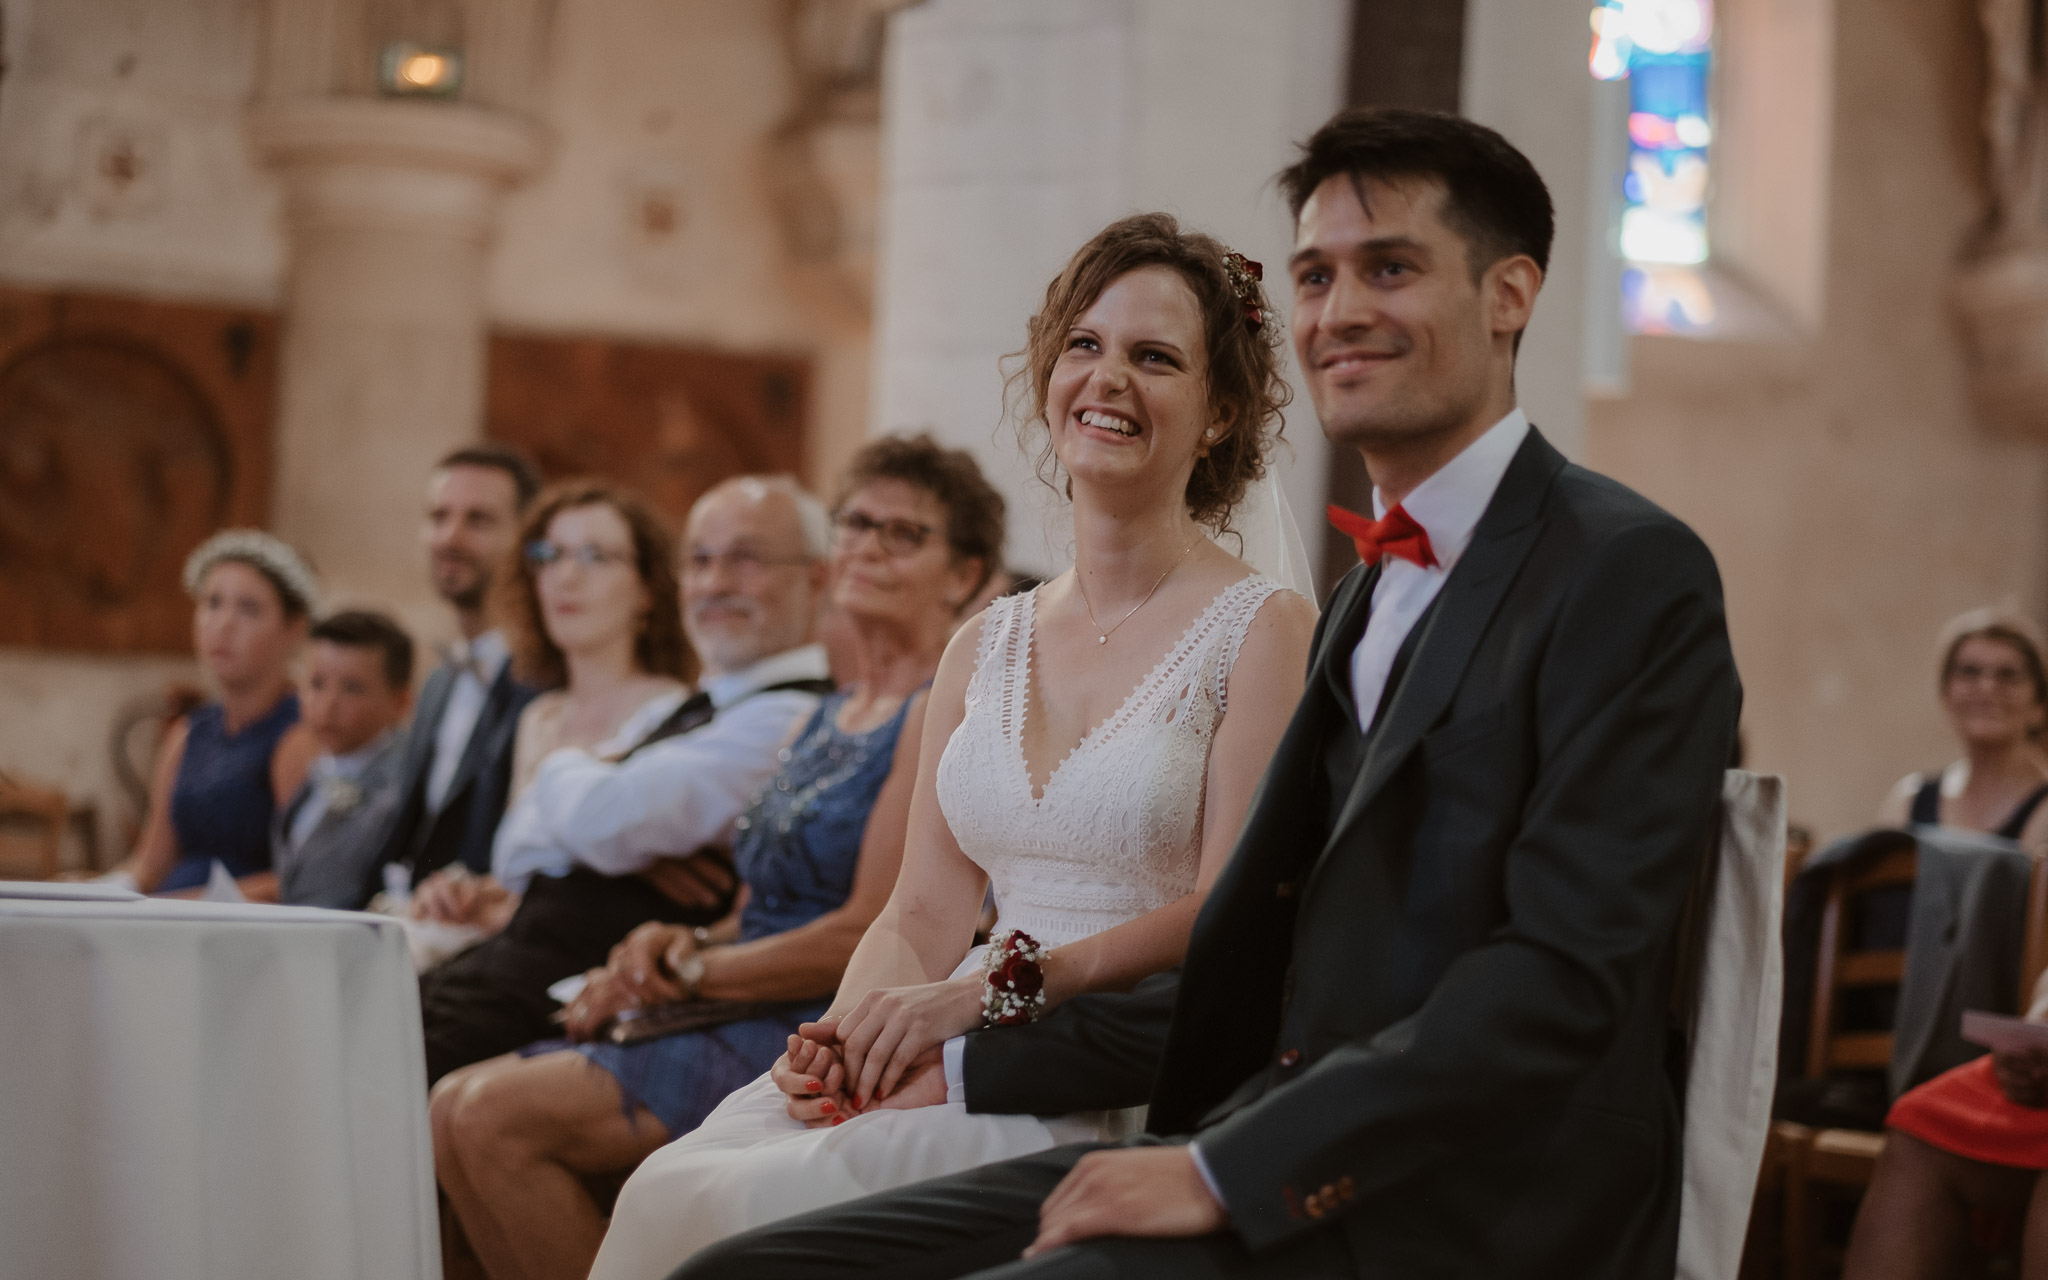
[0,772,69,879]
[1675,770,1789,1280]
[1803,840,1916,1079]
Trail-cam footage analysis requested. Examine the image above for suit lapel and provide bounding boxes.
[1319,429,1565,858]
[439,665,518,808]
[404,667,457,792]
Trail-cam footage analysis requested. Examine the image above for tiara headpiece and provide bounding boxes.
[183,529,322,617]
[1223,251,1267,332]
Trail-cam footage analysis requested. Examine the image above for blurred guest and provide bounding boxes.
[426,436,996,1280]
[275,610,415,909]
[120,530,321,898]
[1879,607,2048,847]
[1844,971,2048,1278]
[371,446,543,902]
[415,476,835,1081]
[412,479,692,1071]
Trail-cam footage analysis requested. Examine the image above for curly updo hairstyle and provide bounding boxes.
[1008,212,1291,533]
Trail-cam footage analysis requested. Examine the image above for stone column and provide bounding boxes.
[249,99,543,631]
[872,0,1347,581]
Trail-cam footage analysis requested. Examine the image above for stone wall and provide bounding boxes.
[1585,0,2048,840]
[0,0,876,863]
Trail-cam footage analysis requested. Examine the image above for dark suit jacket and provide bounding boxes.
[963,429,1741,1278]
[369,660,538,903]
[272,732,409,909]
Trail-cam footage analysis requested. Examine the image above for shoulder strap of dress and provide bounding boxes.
[1999,782,2048,839]
[1909,776,1942,826]
[1210,575,1285,712]
[967,591,1026,709]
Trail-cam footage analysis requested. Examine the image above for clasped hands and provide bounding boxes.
[768,978,1226,1256]
[770,975,987,1126]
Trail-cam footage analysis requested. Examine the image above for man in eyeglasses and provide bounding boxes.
[412,475,837,1083]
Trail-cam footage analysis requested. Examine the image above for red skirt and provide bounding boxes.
[1889,1056,2048,1170]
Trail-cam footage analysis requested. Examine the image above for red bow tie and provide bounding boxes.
[1327,503,1439,569]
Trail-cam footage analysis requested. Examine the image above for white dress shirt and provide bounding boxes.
[1347,408,1529,732]
[488,644,831,894]
[286,731,397,852]
[424,629,511,814]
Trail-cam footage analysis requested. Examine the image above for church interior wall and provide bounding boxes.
[0,0,876,864]
[1585,0,2048,841]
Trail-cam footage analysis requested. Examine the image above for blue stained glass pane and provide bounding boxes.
[1629,56,1709,121]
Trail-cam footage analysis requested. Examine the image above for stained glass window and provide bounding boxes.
[1589,0,1715,335]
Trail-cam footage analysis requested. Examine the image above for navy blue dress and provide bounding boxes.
[553,692,911,1135]
[158,695,300,893]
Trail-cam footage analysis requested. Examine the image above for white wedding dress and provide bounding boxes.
[588,573,1287,1280]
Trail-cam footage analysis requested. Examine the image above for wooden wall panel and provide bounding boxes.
[485,332,811,532]
[0,288,276,653]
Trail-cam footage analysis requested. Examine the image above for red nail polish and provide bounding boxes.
[806,1081,822,1092]
[832,1116,845,1125]
[820,1101,836,1115]
[855,1097,866,1109]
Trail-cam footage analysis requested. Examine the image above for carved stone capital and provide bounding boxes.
[248,97,546,240]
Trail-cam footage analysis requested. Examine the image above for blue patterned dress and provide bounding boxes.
[158,694,300,892]
[554,692,911,1135]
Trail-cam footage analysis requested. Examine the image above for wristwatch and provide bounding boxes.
[675,950,708,998]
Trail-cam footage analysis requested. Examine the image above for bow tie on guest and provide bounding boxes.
[1327,503,1439,569]
[442,641,489,684]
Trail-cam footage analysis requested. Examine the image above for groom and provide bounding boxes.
[681,107,1742,1279]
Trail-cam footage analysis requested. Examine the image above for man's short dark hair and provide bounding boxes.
[436,443,542,509]
[1278,107,1555,280]
[309,609,415,690]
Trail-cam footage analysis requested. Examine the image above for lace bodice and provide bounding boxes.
[935,574,1284,948]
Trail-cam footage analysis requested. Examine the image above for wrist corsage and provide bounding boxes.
[981,929,1049,1027]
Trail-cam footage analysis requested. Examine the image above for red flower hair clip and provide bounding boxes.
[1223,251,1267,332]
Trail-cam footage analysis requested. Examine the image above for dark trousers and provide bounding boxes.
[419,866,722,1083]
[672,1139,1353,1280]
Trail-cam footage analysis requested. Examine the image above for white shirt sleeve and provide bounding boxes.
[499,691,820,886]
[942,1035,967,1104]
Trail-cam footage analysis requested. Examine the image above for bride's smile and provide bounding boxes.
[1046,264,1219,497]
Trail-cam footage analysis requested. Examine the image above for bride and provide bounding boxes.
[590,213,1319,1280]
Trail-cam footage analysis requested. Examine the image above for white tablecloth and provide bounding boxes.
[0,892,439,1280]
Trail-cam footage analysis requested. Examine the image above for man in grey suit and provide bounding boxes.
[275,611,416,908]
[364,445,543,908]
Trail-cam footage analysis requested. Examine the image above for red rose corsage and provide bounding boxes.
[980,929,1050,1027]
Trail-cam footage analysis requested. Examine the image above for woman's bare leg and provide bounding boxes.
[1845,1130,2033,1280]
[2020,1161,2048,1280]
[432,1050,674,1280]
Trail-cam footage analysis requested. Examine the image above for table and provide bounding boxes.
[0,889,439,1280]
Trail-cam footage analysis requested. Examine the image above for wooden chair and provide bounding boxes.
[1776,845,2048,1279]
[0,770,73,880]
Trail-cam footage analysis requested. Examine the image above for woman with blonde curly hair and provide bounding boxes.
[586,213,1321,1280]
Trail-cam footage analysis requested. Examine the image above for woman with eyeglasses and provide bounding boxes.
[408,479,693,938]
[1876,607,2048,847]
[1842,615,2048,1276]
[426,437,1000,1280]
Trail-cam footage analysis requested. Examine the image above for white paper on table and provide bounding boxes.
[201,860,247,903]
[1961,1010,2048,1055]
